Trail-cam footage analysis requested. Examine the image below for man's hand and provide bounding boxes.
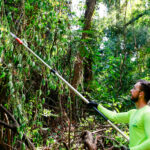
[87,101,98,108]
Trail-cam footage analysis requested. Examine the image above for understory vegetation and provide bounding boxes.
[0,0,150,149]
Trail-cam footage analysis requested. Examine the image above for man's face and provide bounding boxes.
[130,82,141,102]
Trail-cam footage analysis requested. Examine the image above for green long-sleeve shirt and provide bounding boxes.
[98,104,150,150]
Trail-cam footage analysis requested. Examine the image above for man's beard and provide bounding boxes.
[131,96,139,102]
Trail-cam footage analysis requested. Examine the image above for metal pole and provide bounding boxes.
[10,32,129,141]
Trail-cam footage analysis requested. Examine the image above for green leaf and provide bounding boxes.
[21,143,26,150]
[0,72,5,78]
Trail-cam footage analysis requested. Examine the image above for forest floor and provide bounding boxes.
[0,104,129,150]
[36,115,129,150]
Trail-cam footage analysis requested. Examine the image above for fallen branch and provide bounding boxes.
[92,129,107,134]
[0,104,35,150]
[4,113,12,150]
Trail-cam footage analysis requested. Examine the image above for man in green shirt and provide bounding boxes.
[88,80,150,150]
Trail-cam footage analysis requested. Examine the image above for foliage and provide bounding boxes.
[0,0,150,149]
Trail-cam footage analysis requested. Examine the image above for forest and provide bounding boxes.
[0,0,150,149]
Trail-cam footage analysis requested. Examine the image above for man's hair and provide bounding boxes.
[138,79,150,103]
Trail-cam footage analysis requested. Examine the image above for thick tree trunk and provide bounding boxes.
[83,0,97,92]
[71,0,96,120]
[71,53,83,120]
[84,55,93,91]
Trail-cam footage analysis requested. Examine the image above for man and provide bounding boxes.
[88,80,150,150]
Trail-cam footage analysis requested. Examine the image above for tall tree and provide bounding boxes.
[71,0,96,120]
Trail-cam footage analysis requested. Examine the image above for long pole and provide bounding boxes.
[10,32,129,141]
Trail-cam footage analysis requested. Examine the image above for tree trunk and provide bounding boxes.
[71,0,96,120]
[83,0,97,92]
[84,55,93,92]
[21,0,25,32]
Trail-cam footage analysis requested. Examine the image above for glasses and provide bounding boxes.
[131,86,141,91]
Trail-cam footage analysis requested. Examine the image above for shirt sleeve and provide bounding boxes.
[130,112,150,150]
[98,104,133,123]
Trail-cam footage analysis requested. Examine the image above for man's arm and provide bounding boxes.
[98,104,134,123]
